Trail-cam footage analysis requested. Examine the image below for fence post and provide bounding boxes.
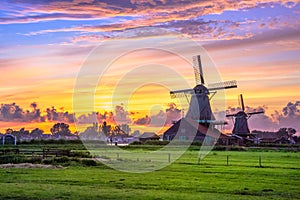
[168,153,171,163]
[198,154,201,165]
[259,155,262,167]
[226,155,229,166]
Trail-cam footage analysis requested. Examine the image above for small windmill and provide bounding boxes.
[226,94,264,136]
[170,55,237,126]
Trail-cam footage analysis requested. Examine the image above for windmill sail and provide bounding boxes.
[248,111,264,115]
[239,94,245,111]
[208,80,237,91]
[225,113,236,117]
[170,88,194,98]
[192,55,204,85]
[170,54,237,127]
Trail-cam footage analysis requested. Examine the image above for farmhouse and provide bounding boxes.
[252,128,296,144]
[1,134,17,145]
[163,118,237,145]
[139,132,160,143]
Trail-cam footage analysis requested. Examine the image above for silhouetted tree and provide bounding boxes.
[30,128,44,138]
[50,122,72,136]
[101,121,111,136]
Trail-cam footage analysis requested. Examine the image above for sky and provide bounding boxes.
[0,0,300,134]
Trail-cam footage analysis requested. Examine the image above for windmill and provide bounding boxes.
[170,55,237,126]
[226,94,264,137]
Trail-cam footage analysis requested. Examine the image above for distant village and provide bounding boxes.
[0,122,154,145]
[0,120,299,146]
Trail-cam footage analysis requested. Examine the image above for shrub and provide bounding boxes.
[213,146,226,151]
[144,140,169,145]
[0,155,26,164]
[54,156,70,163]
[42,156,73,166]
[26,156,43,164]
[191,141,203,146]
[129,141,143,145]
[70,151,92,158]
[42,159,53,165]
[81,159,97,166]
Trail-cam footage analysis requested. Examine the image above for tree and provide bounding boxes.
[50,122,72,136]
[287,128,296,136]
[30,128,44,139]
[101,121,111,136]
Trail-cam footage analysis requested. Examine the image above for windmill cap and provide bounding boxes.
[193,84,209,94]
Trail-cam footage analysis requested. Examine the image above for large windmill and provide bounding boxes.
[170,55,237,126]
[226,94,264,137]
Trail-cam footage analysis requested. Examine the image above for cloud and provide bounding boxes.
[114,105,132,124]
[45,106,74,123]
[71,34,108,43]
[0,103,42,122]
[0,13,100,24]
[75,103,180,127]
[165,102,182,124]
[133,102,181,126]
[76,105,131,125]
[204,27,300,51]
[3,0,299,41]
[0,103,75,123]
[134,115,151,125]
[272,101,300,128]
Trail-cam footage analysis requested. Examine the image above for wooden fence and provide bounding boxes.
[0,148,71,159]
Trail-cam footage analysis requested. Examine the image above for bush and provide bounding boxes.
[42,159,53,165]
[81,159,97,166]
[168,140,192,145]
[144,140,169,145]
[191,141,203,146]
[213,146,226,151]
[42,156,73,166]
[53,156,70,163]
[26,156,43,164]
[71,151,92,158]
[19,139,83,145]
[129,141,143,145]
[0,155,26,164]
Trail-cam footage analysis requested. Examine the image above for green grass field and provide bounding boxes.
[0,145,299,200]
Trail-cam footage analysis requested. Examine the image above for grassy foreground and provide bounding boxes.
[0,149,299,200]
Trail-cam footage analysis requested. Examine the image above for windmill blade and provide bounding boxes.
[195,119,228,125]
[239,94,245,111]
[170,89,194,99]
[207,80,237,91]
[225,113,237,117]
[247,111,264,115]
[192,55,205,85]
[193,66,201,85]
[169,91,192,105]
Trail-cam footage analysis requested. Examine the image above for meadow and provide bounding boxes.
[0,143,299,200]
